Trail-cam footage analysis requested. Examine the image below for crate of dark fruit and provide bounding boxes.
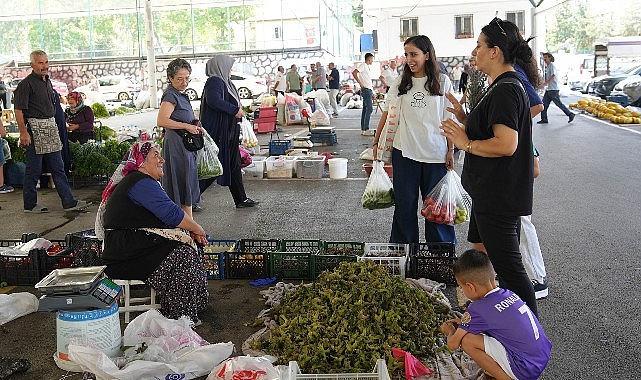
[225,239,279,279]
[40,239,103,277]
[408,242,456,284]
[269,251,313,280]
[0,240,42,286]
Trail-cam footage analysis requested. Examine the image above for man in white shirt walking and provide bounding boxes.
[273,66,287,97]
[352,53,375,135]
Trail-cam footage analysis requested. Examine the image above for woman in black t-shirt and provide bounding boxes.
[440,18,537,316]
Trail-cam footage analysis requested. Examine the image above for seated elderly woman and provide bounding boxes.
[95,141,209,324]
[65,91,95,144]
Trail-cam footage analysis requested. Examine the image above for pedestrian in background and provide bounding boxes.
[312,61,327,90]
[0,117,14,195]
[538,52,575,124]
[450,63,463,93]
[352,52,375,136]
[327,62,340,116]
[372,35,455,244]
[157,58,203,216]
[273,66,287,97]
[285,64,302,96]
[65,91,95,144]
[13,50,90,213]
[379,60,399,93]
[199,55,258,209]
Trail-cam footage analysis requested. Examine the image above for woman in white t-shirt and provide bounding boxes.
[373,35,456,244]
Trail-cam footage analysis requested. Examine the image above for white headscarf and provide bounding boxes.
[205,55,241,105]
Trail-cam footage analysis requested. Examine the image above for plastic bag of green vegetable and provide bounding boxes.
[197,132,223,180]
[361,161,394,210]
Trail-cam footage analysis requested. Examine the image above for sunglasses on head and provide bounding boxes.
[491,17,507,36]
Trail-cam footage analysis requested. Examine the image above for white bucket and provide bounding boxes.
[328,158,348,179]
[55,301,121,367]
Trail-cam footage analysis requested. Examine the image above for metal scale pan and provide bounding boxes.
[35,266,106,295]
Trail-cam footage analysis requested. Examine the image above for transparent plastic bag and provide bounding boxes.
[361,161,395,210]
[240,117,259,148]
[421,170,472,225]
[197,132,223,180]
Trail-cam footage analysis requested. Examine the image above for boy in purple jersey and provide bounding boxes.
[440,250,552,380]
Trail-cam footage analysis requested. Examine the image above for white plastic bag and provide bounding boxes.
[359,148,374,161]
[68,309,234,380]
[361,161,395,210]
[421,170,472,225]
[285,93,302,125]
[207,356,281,380]
[197,132,223,179]
[0,293,39,325]
[240,117,259,148]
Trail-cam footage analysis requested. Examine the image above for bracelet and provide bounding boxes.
[466,140,473,153]
[448,148,454,151]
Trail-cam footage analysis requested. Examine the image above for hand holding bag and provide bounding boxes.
[375,97,401,163]
[421,170,472,225]
[172,118,204,151]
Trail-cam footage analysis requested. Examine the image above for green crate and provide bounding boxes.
[313,254,358,279]
[322,241,365,256]
[279,239,323,254]
[269,251,313,280]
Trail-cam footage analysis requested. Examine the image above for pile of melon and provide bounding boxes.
[569,99,641,124]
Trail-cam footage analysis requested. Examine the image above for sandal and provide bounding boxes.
[24,204,49,213]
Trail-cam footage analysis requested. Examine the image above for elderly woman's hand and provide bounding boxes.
[191,224,208,246]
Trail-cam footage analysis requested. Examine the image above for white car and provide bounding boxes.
[184,72,267,101]
[73,75,141,101]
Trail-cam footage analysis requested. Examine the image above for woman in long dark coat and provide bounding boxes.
[199,55,258,208]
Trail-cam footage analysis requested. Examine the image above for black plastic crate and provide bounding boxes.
[322,241,365,256]
[225,252,269,279]
[203,239,238,280]
[66,229,103,253]
[269,251,313,280]
[0,240,41,286]
[239,238,280,254]
[40,239,103,277]
[408,242,457,284]
[279,239,323,254]
[313,254,358,279]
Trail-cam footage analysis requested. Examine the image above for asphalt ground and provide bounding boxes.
[1,93,641,379]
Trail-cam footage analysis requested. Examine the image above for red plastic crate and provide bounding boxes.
[255,121,276,133]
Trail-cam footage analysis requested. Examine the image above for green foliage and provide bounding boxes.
[465,69,487,112]
[69,140,131,178]
[352,0,363,29]
[91,102,110,118]
[4,136,26,163]
[254,261,453,375]
[114,107,134,115]
[95,125,117,140]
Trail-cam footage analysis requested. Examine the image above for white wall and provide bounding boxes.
[364,0,534,60]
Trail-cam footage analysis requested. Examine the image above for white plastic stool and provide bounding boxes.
[113,280,160,323]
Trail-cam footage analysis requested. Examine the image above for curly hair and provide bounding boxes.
[398,35,442,96]
[167,58,192,78]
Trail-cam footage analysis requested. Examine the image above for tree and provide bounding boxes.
[352,0,363,30]
[547,0,596,53]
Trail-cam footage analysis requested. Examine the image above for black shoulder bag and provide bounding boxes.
[171,118,204,151]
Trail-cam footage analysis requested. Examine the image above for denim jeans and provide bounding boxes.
[390,148,456,244]
[23,143,76,210]
[360,88,373,131]
[540,90,573,121]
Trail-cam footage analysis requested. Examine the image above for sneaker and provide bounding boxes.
[332,112,339,117]
[64,200,92,211]
[568,113,575,123]
[532,279,549,299]
[0,185,14,194]
[236,198,259,208]
[192,204,204,212]
[360,130,375,136]
[536,120,548,124]
[24,204,49,213]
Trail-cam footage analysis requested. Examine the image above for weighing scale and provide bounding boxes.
[35,266,121,312]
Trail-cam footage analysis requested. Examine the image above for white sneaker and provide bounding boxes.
[360,130,375,136]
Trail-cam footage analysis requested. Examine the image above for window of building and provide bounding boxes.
[455,15,473,39]
[505,11,525,34]
[274,27,281,39]
[400,18,418,38]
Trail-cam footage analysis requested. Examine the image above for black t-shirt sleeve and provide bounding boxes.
[486,84,522,133]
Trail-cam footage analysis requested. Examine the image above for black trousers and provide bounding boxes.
[469,209,539,316]
[199,145,247,206]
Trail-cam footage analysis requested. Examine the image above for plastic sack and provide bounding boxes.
[391,348,433,380]
[207,355,281,380]
[0,293,39,325]
[240,117,259,148]
[2,138,11,161]
[360,148,374,161]
[67,309,234,380]
[239,145,253,168]
[376,97,401,163]
[421,170,472,225]
[361,161,395,210]
[285,93,302,125]
[197,132,223,180]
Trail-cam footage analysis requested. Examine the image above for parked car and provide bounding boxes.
[183,72,267,101]
[9,77,69,97]
[610,75,641,106]
[73,75,141,101]
[588,64,641,99]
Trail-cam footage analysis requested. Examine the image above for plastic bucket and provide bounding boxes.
[55,301,121,366]
[328,158,348,179]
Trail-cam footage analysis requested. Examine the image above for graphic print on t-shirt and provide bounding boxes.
[410,91,427,108]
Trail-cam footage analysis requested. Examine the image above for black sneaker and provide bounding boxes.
[536,120,548,124]
[192,204,204,212]
[568,113,575,123]
[532,279,549,299]
[236,198,259,208]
